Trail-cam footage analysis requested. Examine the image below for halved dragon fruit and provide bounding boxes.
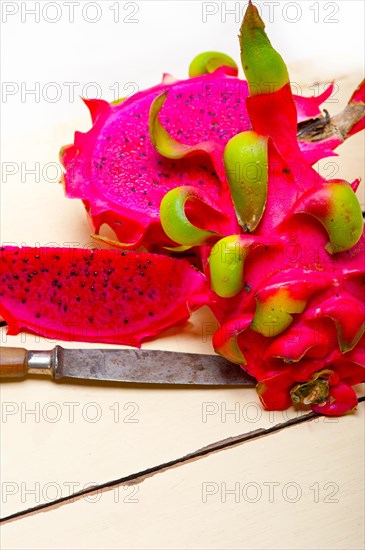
[60,36,359,250]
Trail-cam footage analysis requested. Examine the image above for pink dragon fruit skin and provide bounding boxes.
[61,67,340,250]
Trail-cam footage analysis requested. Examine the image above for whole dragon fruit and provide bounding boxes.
[1,2,363,416]
[164,4,364,416]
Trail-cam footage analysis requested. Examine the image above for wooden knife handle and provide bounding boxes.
[0,347,28,378]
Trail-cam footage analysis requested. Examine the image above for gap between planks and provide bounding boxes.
[1,396,364,525]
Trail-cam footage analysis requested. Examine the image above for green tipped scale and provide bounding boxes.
[223,131,268,232]
[293,181,363,254]
[209,235,249,298]
[189,51,238,77]
[240,2,289,94]
[160,186,219,247]
[251,289,307,338]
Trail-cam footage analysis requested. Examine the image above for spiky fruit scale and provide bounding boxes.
[0,247,208,347]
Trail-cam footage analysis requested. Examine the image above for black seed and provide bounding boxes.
[35,313,41,318]
[76,296,81,302]
[148,201,153,206]
[88,317,93,323]
[131,187,136,193]
[148,311,154,316]
[140,271,145,276]
[124,319,129,324]
[283,168,290,174]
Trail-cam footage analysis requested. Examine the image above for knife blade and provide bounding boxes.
[0,346,255,386]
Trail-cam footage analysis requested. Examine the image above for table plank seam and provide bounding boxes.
[1,396,364,525]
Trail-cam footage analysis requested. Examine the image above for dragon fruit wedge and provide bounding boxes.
[1,2,363,417]
[0,247,208,346]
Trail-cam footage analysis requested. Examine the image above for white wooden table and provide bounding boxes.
[0,67,364,549]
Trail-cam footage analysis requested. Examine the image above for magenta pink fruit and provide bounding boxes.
[61,69,348,249]
[0,247,208,346]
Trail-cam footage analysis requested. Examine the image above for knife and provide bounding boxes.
[0,346,255,386]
